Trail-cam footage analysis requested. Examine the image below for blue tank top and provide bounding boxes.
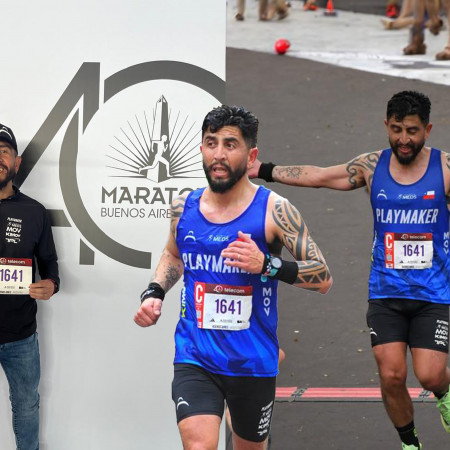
[174,185,279,377]
[369,148,450,303]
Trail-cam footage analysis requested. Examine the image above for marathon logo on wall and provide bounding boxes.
[15,61,225,269]
[101,95,202,220]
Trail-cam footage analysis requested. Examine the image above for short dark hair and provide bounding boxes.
[386,91,431,125]
[202,105,259,149]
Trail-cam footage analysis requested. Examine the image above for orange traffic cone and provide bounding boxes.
[324,0,337,16]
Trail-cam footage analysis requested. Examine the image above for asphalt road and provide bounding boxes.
[226,46,450,449]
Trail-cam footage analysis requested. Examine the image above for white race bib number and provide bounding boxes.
[0,257,33,294]
[194,282,252,331]
[384,232,433,269]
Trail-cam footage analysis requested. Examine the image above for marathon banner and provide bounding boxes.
[0,1,225,448]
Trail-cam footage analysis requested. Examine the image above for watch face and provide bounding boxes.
[271,257,282,269]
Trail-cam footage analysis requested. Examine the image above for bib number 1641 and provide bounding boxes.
[384,232,433,269]
[0,258,33,294]
[195,282,252,331]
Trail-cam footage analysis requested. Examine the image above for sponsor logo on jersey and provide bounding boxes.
[184,231,196,242]
[182,252,248,274]
[207,234,230,242]
[376,190,387,200]
[375,208,439,224]
[397,193,417,200]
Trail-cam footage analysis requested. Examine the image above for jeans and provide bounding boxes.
[0,333,40,450]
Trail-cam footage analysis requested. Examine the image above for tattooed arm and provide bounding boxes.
[251,153,380,191]
[269,195,332,293]
[152,194,186,291]
[134,194,187,327]
[220,194,331,293]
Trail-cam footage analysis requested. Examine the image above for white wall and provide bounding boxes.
[0,1,226,448]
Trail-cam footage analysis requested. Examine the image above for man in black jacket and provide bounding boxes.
[0,124,59,450]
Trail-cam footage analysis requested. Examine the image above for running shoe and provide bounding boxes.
[401,444,422,450]
[436,389,450,433]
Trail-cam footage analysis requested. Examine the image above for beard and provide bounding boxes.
[203,161,247,193]
[0,165,16,191]
[390,138,425,165]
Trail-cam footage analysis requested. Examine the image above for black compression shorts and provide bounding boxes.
[172,363,276,442]
[366,298,449,353]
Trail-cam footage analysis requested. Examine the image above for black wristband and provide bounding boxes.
[140,282,165,304]
[274,260,298,284]
[258,162,276,182]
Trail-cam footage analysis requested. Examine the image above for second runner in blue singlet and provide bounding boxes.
[369,148,450,303]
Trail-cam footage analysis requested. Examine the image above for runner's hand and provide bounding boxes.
[221,230,265,274]
[29,279,55,300]
[134,297,163,327]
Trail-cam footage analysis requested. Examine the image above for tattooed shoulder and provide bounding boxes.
[346,151,380,190]
[444,152,450,171]
[170,194,187,236]
[271,197,304,257]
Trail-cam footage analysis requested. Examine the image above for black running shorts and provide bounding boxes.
[366,298,449,353]
[172,363,276,442]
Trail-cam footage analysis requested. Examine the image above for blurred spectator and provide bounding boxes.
[382,0,444,34]
[235,0,245,20]
[403,0,443,55]
[382,0,414,29]
[436,0,450,59]
[235,0,289,21]
[267,0,290,19]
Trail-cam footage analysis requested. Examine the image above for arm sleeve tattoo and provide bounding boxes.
[273,166,303,181]
[170,195,186,237]
[272,198,331,291]
[156,250,184,292]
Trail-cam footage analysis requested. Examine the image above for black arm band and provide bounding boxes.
[274,260,298,284]
[258,162,276,182]
[140,282,165,304]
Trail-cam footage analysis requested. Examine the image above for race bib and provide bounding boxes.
[194,282,252,331]
[384,232,433,269]
[0,257,33,294]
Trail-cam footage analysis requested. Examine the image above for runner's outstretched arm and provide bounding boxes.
[134,195,186,327]
[248,152,381,190]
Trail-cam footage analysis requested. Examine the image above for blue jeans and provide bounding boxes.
[0,333,40,450]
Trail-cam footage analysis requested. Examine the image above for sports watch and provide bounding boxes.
[262,254,282,278]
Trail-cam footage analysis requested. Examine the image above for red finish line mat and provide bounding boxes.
[275,387,434,403]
